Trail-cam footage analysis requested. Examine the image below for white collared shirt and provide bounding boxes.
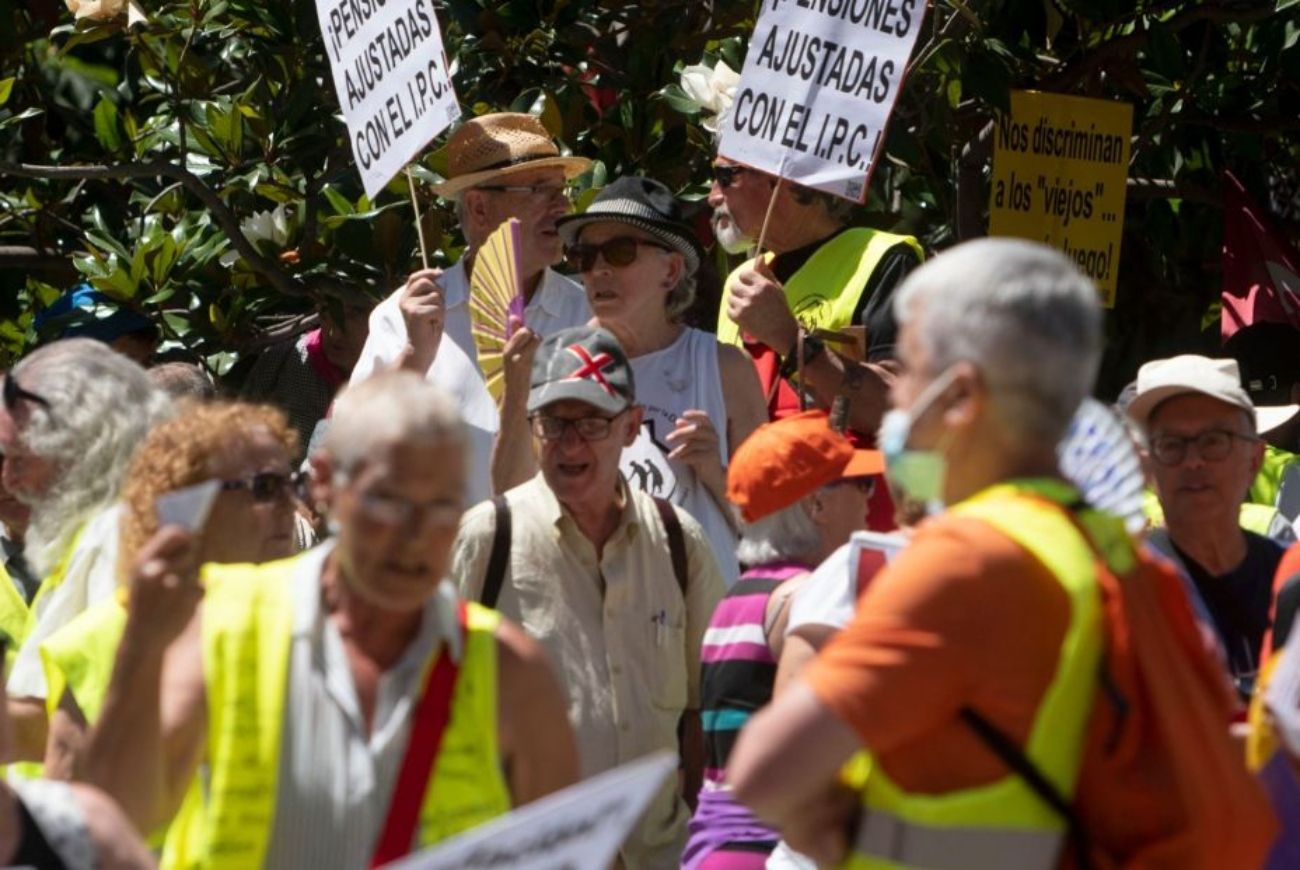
[263,541,463,869]
[352,263,589,507]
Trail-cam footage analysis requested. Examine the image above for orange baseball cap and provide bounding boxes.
[727,410,885,522]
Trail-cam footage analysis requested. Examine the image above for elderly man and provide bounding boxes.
[710,158,922,434]
[1127,355,1286,696]
[83,371,577,868]
[0,339,168,763]
[452,326,724,869]
[352,112,593,505]
[727,240,1238,868]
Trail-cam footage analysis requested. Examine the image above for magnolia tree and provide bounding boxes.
[1,0,1298,391]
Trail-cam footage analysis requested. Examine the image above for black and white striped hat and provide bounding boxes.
[556,176,703,275]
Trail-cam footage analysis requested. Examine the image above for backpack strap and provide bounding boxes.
[959,706,1093,870]
[653,497,689,599]
[480,496,511,609]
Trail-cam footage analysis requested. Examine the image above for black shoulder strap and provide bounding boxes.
[959,706,1093,870]
[653,497,688,599]
[480,496,511,609]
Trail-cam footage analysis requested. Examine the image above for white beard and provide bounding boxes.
[711,206,753,255]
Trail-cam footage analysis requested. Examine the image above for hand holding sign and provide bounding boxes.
[123,525,203,651]
[727,257,799,352]
[399,268,447,371]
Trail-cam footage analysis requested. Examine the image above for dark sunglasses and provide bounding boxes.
[564,237,671,272]
[713,164,749,189]
[221,471,302,503]
[3,375,50,413]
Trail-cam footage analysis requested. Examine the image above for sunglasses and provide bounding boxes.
[221,471,301,503]
[564,237,671,272]
[3,375,50,413]
[713,164,749,189]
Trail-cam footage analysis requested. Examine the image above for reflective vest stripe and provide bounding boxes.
[716,228,924,348]
[854,807,1062,870]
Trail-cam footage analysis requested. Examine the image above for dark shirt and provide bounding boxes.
[1149,528,1285,691]
[770,228,921,363]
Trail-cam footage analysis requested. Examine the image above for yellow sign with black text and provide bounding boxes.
[989,91,1132,306]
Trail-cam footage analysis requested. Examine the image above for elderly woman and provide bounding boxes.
[683,411,879,869]
[551,176,767,587]
[39,401,298,781]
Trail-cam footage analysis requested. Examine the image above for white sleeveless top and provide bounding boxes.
[623,328,739,588]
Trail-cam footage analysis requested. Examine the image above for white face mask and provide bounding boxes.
[877,367,961,514]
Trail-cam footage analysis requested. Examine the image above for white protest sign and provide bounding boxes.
[156,480,222,533]
[385,751,676,869]
[719,0,928,202]
[847,529,907,586]
[316,0,461,199]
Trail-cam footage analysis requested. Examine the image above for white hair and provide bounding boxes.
[323,370,466,476]
[735,500,821,567]
[893,239,1102,445]
[13,338,172,575]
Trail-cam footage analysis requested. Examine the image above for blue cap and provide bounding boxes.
[35,284,158,344]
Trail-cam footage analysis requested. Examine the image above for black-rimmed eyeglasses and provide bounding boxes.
[1149,428,1259,467]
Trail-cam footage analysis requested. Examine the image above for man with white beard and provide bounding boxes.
[0,338,168,763]
[708,159,922,433]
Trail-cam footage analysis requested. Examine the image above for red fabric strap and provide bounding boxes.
[369,601,468,868]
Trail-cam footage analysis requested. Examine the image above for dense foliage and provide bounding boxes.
[2,0,1297,394]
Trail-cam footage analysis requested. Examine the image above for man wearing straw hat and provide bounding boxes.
[352,112,593,506]
[709,158,922,435]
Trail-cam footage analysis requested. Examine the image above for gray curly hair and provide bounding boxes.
[12,338,172,574]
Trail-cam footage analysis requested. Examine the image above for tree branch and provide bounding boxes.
[0,161,309,299]
[1127,177,1221,205]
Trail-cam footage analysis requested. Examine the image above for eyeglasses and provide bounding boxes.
[3,376,50,413]
[713,164,749,189]
[564,237,671,272]
[474,183,572,201]
[828,476,877,497]
[530,414,620,442]
[1149,428,1259,467]
[220,471,302,503]
[354,491,463,529]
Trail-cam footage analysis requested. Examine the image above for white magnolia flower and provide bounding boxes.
[220,204,292,267]
[679,60,739,133]
[65,0,126,20]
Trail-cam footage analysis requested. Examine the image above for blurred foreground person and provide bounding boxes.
[1,339,168,763]
[729,240,1275,869]
[683,410,878,869]
[84,372,577,868]
[0,647,154,869]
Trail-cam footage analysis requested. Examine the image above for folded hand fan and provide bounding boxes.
[469,218,526,403]
[1058,397,1148,535]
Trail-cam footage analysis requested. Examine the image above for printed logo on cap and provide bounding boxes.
[565,344,618,397]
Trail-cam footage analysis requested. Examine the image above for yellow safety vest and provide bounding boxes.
[843,479,1107,870]
[6,527,84,782]
[715,228,924,347]
[162,553,511,869]
[0,562,29,664]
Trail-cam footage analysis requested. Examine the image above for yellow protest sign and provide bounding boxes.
[989,90,1132,306]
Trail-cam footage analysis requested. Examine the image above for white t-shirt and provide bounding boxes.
[785,531,908,635]
[624,328,737,588]
[9,505,120,700]
[351,263,589,508]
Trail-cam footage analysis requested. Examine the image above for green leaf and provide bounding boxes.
[93,97,123,153]
[0,78,13,107]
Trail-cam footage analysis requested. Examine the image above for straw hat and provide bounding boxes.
[431,113,591,198]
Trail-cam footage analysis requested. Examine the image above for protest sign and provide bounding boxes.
[718,0,928,202]
[989,90,1133,306]
[385,751,676,869]
[315,0,460,199]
